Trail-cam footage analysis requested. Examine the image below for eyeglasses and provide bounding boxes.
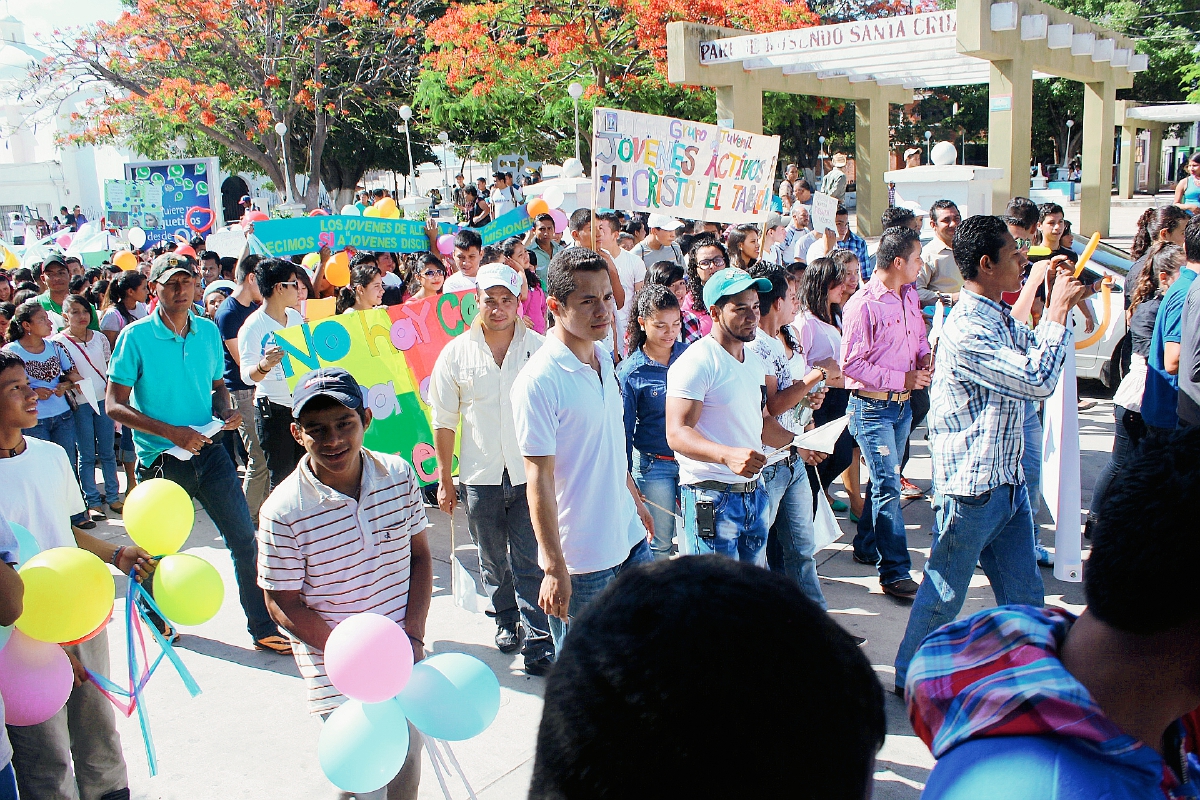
[1014,238,1032,250]
[277,281,300,289]
[697,257,726,269]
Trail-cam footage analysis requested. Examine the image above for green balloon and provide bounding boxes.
[152,554,224,626]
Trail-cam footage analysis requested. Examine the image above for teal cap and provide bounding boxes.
[702,267,772,310]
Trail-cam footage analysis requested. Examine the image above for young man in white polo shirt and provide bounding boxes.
[257,368,432,799]
[512,248,654,649]
[430,264,552,675]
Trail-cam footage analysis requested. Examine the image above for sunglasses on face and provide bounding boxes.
[422,269,445,278]
[1014,238,1032,250]
[277,281,300,289]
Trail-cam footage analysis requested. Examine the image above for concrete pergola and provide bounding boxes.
[666,0,1143,236]
[1117,102,1200,199]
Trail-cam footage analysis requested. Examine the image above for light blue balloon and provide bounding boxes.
[396,653,500,741]
[318,697,410,794]
[11,523,40,569]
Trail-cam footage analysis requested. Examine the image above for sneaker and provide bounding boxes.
[852,551,877,566]
[1035,544,1054,568]
[900,478,924,499]
[851,635,867,647]
[495,624,520,654]
[882,577,920,600]
[523,654,554,676]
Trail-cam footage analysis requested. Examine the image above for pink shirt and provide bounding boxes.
[680,292,713,337]
[521,285,549,334]
[840,277,930,393]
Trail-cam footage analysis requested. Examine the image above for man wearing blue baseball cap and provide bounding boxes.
[665,267,799,563]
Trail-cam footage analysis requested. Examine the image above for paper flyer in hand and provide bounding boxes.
[792,414,850,454]
[165,419,226,461]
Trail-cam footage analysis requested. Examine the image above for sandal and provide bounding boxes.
[254,635,293,655]
[829,497,848,512]
[108,500,124,514]
[155,620,179,644]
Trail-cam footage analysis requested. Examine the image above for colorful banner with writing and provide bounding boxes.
[272,291,479,484]
[591,108,780,225]
[250,206,534,257]
[122,158,219,246]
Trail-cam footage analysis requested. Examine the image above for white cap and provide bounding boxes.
[647,213,683,231]
[899,200,927,215]
[903,147,922,160]
[203,279,238,298]
[476,263,522,297]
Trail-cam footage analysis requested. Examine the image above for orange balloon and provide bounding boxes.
[374,197,397,213]
[325,252,351,287]
[113,251,138,271]
[526,198,549,218]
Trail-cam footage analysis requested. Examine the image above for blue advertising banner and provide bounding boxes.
[249,206,533,257]
[123,158,220,246]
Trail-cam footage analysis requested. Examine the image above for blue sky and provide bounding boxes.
[7,0,124,42]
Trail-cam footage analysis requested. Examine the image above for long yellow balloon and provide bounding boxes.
[1075,278,1112,350]
[1073,232,1102,278]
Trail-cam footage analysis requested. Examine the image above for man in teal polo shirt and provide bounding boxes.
[106,252,290,654]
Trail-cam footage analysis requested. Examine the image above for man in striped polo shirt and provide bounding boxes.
[257,367,432,799]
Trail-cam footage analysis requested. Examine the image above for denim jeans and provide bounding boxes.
[680,483,769,564]
[1089,405,1146,524]
[893,483,1044,688]
[762,459,826,609]
[548,539,652,653]
[463,471,552,662]
[138,441,278,641]
[72,399,120,508]
[901,386,930,470]
[849,395,913,585]
[118,424,135,463]
[0,764,16,800]
[255,396,304,490]
[631,452,679,560]
[27,408,84,524]
[1022,400,1043,519]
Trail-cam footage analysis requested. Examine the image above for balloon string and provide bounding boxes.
[423,733,454,800]
[437,739,479,800]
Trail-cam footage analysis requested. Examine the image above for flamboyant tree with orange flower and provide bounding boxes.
[35,0,438,208]
[415,0,820,163]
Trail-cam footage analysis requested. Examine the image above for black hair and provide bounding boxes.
[0,303,14,324]
[647,262,686,289]
[1129,242,1183,314]
[1038,202,1064,224]
[463,186,479,200]
[84,267,103,282]
[625,219,647,237]
[685,234,726,315]
[10,268,31,284]
[534,213,555,227]
[62,293,94,319]
[1131,205,1189,261]
[748,262,789,313]
[7,299,44,343]
[835,204,848,217]
[796,178,814,193]
[1086,426,1200,634]
[546,247,607,305]
[199,250,219,263]
[568,208,591,233]
[1185,215,1200,264]
[69,275,89,295]
[880,207,916,230]
[255,258,300,298]
[500,236,525,259]
[12,290,37,306]
[407,253,446,296]
[454,228,482,252]
[1004,197,1040,231]
[1190,152,1200,166]
[0,349,23,375]
[594,211,621,236]
[530,556,885,800]
[875,225,922,273]
[929,199,959,222]
[235,254,260,283]
[953,214,1008,283]
[627,283,680,354]
[349,251,378,269]
[480,245,503,265]
[801,256,846,328]
[105,271,147,323]
[336,263,382,315]
[726,224,760,271]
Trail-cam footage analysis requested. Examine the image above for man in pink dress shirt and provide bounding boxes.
[841,226,932,600]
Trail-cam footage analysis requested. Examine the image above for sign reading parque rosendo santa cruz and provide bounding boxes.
[591,108,780,225]
[248,206,534,257]
[272,291,479,484]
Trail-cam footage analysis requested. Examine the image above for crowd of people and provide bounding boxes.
[2,177,1198,800]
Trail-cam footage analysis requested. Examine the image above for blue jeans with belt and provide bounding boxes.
[680,482,769,563]
[849,395,913,586]
[549,539,652,653]
[632,451,679,560]
[762,457,826,609]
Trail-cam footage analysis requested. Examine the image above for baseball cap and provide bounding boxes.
[476,263,522,297]
[33,255,68,278]
[903,147,922,160]
[292,367,364,420]
[149,252,196,284]
[764,214,787,232]
[647,213,683,231]
[702,267,772,309]
[203,279,238,299]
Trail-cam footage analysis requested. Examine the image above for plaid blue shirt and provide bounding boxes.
[834,232,871,279]
[929,290,1070,497]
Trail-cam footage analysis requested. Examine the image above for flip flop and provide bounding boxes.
[254,635,293,655]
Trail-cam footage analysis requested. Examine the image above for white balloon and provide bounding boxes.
[561,158,585,179]
[542,185,565,210]
[340,204,360,216]
[128,227,147,249]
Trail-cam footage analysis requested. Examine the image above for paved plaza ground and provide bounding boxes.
[78,381,1117,800]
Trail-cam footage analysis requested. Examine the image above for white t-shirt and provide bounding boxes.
[490,188,515,218]
[0,437,86,550]
[100,302,149,333]
[612,248,646,355]
[53,330,111,398]
[511,334,644,575]
[238,306,304,406]
[666,335,768,485]
[442,271,477,294]
[381,271,404,289]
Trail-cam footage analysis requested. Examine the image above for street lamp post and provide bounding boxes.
[818,135,826,178]
[274,122,294,204]
[568,82,584,162]
[924,129,933,163]
[1063,118,1076,170]
[399,105,415,198]
[438,131,450,190]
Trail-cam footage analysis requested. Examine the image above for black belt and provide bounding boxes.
[691,479,759,494]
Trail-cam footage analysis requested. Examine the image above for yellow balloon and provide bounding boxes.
[113,251,139,271]
[302,252,321,269]
[374,197,397,213]
[152,554,224,626]
[16,548,115,643]
[123,479,195,555]
[382,208,401,219]
[363,206,382,218]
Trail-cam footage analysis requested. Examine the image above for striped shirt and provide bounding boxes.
[257,450,427,714]
[929,290,1069,497]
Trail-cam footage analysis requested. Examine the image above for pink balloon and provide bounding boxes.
[0,629,73,726]
[56,233,72,248]
[244,210,270,224]
[436,234,456,256]
[324,613,414,704]
[548,208,569,234]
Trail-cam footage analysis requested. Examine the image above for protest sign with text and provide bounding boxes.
[591,108,780,225]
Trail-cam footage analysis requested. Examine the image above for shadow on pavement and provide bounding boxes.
[429,639,549,700]
[174,634,304,678]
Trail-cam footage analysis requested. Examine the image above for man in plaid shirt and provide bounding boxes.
[892,214,1086,694]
